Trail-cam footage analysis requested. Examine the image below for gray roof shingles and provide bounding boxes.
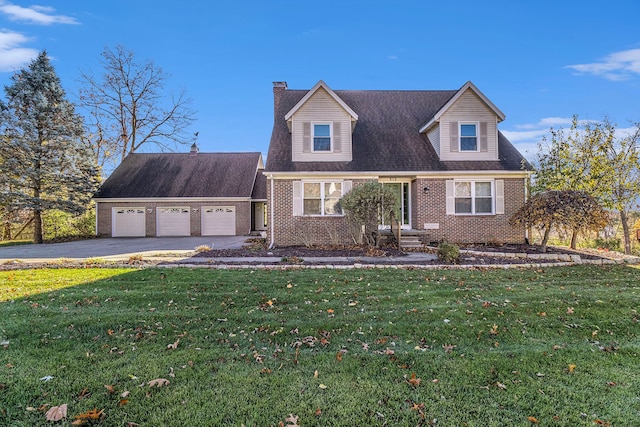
[95,152,264,199]
[265,88,529,173]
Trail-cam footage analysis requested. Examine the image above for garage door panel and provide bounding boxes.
[113,208,146,237]
[157,207,191,236]
[202,206,236,236]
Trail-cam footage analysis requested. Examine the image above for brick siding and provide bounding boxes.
[268,177,527,246]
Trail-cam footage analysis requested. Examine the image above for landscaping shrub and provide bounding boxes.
[437,241,460,263]
[593,237,622,252]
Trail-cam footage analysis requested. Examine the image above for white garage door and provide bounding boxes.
[157,207,191,236]
[202,206,236,236]
[112,207,146,237]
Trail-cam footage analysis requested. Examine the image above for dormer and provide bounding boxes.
[419,82,505,161]
[285,81,358,162]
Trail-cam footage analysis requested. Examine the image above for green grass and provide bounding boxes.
[1,265,639,426]
[0,240,32,248]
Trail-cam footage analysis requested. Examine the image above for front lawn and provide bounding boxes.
[1,266,639,426]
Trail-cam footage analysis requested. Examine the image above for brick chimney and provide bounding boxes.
[273,81,287,119]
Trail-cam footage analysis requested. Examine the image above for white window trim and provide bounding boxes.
[302,180,344,216]
[453,179,494,215]
[311,122,333,153]
[459,121,479,152]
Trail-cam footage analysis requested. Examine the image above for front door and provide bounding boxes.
[380,182,410,229]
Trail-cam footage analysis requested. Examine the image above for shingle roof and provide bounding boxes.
[95,152,265,199]
[265,88,529,173]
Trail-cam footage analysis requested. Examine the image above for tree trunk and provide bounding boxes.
[33,210,43,244]
[540,225,551,253]
[570,228,579,249]
[620,209,632,255]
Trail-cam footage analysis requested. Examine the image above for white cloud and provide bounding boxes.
[388,55,398,60]
[0,1,78,25]
[565,48,640,81]
[0,30,37,71]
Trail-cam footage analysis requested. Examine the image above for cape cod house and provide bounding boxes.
[94,80,530,245]
[264,80,530,246]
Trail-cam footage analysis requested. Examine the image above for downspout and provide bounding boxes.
[95,202,98,236]
[524,176,529,242]
[268,174,275,249]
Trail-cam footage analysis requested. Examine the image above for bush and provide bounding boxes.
[437,242,460,263]
[593,237,622,252]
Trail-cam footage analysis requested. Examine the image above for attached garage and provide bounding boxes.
[157,207,191,236]
[202,206,236,236]
[112,208,146,237]
[94,151,265,237]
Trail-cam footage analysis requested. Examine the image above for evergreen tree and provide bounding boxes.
[0,51,99,243]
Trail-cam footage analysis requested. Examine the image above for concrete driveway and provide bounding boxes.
[0,236,249,262]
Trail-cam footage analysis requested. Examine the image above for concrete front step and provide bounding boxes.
[400,236,423,249]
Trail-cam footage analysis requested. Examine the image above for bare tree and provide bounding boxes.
[78,45,195,167]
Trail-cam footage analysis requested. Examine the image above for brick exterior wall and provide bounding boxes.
[413,178,526,244]
[268,177,527,246]
[96,200,252,237]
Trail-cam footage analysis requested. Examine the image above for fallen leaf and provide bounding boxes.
[527,416,539,423]
[147,378,170,388]
[284,414,300,427]
[327,309,335,314]
[408,373,421,387]
[313,370,319,379]
[121,390,130,398]
[167,339,180,350]
[567,307,575,314]
[104,384,115,394]
[319,384,327,389]
[40,375,54,382]
[594,419,611,426]
[127,423,140,427]
[118,399,128,406]
[74,408,104,421]
[496,382,507,390]
[45,404,67,422]
[314,408,322,416]
[568,364,576,373]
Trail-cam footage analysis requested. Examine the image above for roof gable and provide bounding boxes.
[284,80,358,122]
[95,152,265,199]
[419,81,506,133]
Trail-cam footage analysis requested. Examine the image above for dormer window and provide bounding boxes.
[460,123,478,151]
[313,123,332,152]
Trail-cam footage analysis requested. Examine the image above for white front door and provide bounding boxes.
[157,207,191,236]
[380,182,411,229]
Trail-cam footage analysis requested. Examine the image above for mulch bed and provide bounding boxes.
[192,241,614,266]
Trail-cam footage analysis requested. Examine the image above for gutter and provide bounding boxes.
[268,173,275,249]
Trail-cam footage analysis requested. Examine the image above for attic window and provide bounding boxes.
[460,123,478,151]
[313,123,331,152]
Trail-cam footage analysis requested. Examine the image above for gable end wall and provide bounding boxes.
[291,88,353,162]
[439,90,499,161]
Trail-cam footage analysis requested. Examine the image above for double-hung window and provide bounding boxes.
[459,122,478,151]
[303,182,342,215]
[454,181,493,214]
[313,123,332,152]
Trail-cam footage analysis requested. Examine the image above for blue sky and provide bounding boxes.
[1,0,639,162]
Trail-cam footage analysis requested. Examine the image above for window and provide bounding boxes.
[313,123,331,151]
[460,123,478,151]
[303,182,342,215]
[454,181,493,214]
